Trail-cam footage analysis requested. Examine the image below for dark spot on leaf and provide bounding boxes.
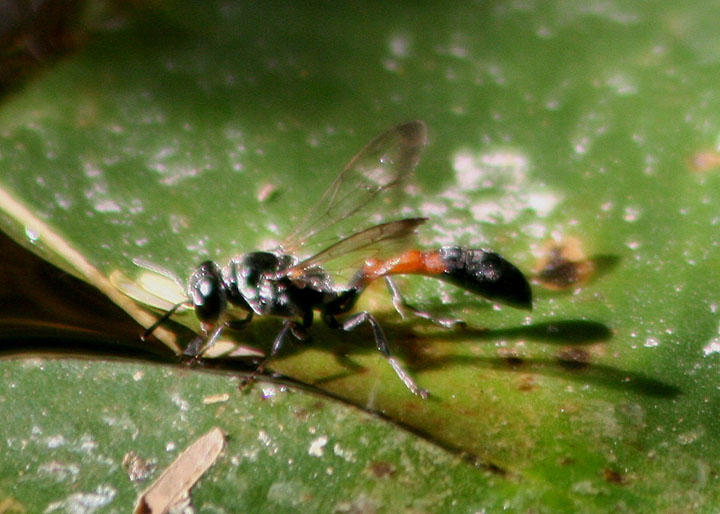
[293,408,310,420]
[689,150,720,173]
[368,461,396,478]
[517,374,537,391]
[503,355,524,368]
[294,401,325,420]
[603,467,628,485]
[534,238,595,291]
[557,348,591,369]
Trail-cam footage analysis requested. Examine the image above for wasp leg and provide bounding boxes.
[384,277,466,329]
[326,311,428,399]
[182,323,226,365]
[182,333,205,359]
[240,318,308,390]
[227,311,253,330]
[182,312,253,363]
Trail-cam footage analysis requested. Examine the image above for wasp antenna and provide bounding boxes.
[140,300,191,342]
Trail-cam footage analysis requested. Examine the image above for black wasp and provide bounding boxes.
[142,121,531,398]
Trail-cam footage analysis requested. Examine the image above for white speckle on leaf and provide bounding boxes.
[536,25,554,39]
[54,192,72,210]
[623,206,641,222]
[573,138,589,154]
[606,73,638,96]
[435,146,563,246]
[38,461,80,483]
[452,152,483,189]
[93,199,121,213]
[644,337,659,348]
[308,435,328,457]
[333,442,356,463]
[388,34,411,57]
[571,480,600,496]
[419,202,447,216]
[78,434,97,453]
[703,339,720,356]
[526,191,561,218]
[155,164,200,186]
[703,321,720,356]
[258,430,272,447]
[523,222,548,238]
[170,393,189,411]
[83,162,102,179]
[46,435,66,449]
[452,149,529,189]
[677,426,705,445]
[43,485,116,513]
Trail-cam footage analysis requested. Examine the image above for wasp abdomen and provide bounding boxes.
[358,246,532,310]
[438,247,532,310]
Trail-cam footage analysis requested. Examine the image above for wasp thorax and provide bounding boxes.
[188,260,227,322]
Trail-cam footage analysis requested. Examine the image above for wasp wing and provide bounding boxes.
[286,218,428,277]
[279,121,427,258]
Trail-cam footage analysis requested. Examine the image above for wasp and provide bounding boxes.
[142,121,531,398]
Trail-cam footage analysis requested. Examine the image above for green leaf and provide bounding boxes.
[1,1,719,511]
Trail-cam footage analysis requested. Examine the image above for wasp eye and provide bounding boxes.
[188,261,226,323]
[197,277,215,297]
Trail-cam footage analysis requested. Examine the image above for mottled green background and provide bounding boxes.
[0,1,718,511]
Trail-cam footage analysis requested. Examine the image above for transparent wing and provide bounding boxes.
[287,218,427,277]
[279,120,427,258]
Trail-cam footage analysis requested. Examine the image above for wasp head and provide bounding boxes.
[188,260,227,324]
